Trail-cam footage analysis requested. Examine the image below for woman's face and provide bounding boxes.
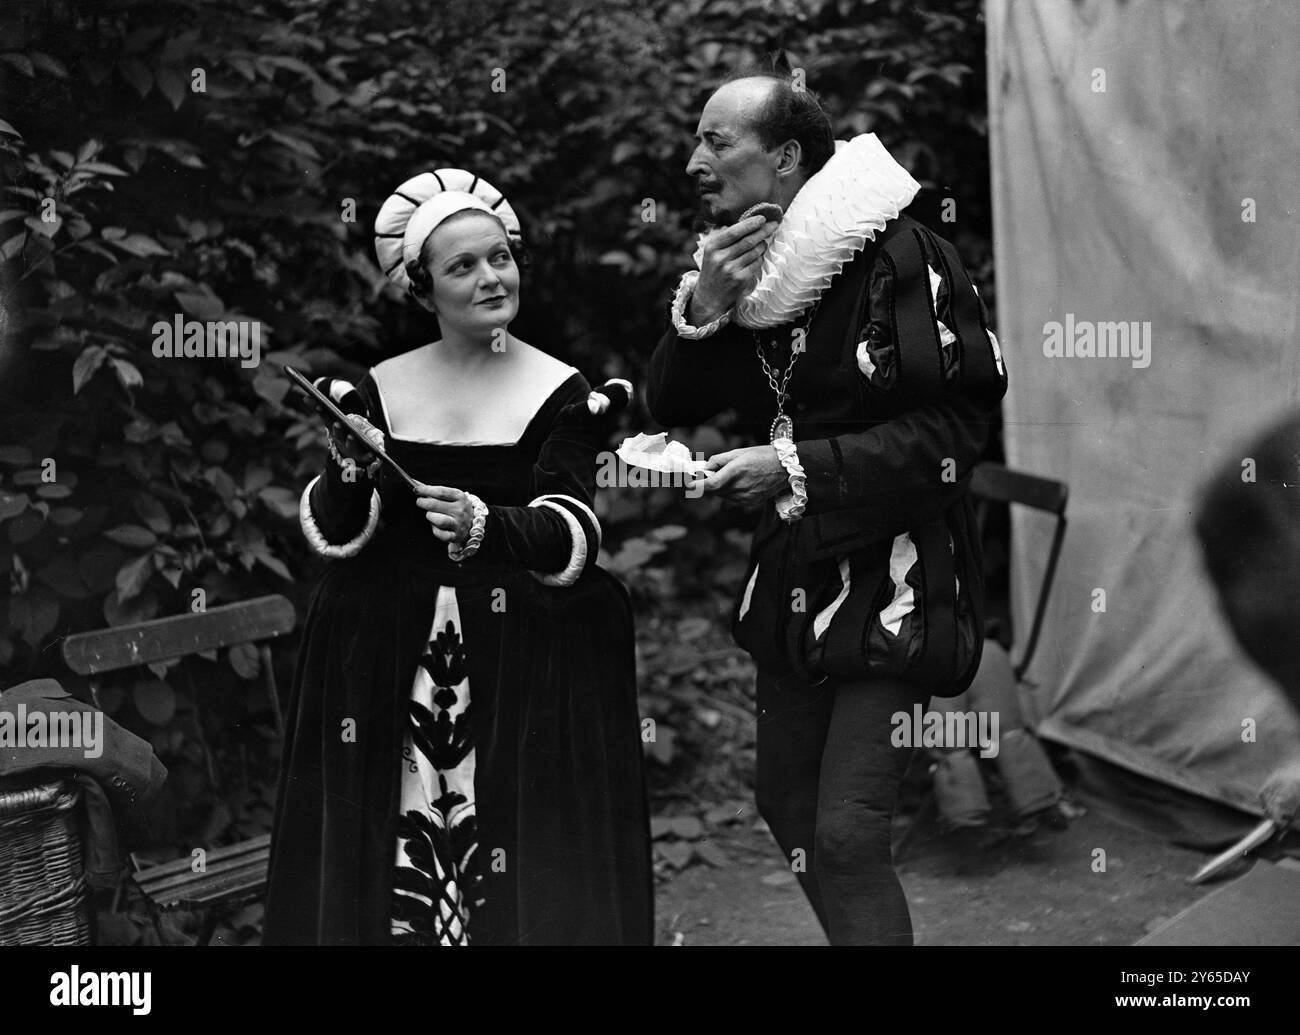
[422,211,520,332]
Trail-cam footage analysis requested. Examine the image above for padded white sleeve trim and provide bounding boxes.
[526,496,592,587]
[299,475,381,559]
[530,493,602,552]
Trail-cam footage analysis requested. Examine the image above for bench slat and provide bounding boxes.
[150,862,269,909]
[135,835,271,893]
[62,595,296,675]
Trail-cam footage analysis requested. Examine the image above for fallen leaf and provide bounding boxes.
[656,841,694,870]
[657,815,703,840]
[704,801,748,827]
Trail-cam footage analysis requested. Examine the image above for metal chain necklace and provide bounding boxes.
[752,297,822,443]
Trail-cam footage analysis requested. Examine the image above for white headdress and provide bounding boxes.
[374,169,521,291]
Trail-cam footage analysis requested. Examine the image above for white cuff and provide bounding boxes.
[772,439,808,522]
[300,476,381,559]
[527,494,599,587]
[671,271,731,339]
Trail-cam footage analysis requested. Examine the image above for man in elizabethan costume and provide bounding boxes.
[647,67,1008,944]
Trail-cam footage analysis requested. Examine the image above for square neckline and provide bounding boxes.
[368,368,585,450]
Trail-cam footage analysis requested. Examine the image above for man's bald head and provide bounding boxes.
[721,72,836,177]
[687,69,835,226]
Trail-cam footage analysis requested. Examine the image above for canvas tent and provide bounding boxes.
[986,0,1300,829]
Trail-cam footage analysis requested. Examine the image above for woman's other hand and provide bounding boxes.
[414,483,475,543]
[330,414,384,467]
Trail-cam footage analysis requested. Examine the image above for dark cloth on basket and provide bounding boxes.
[0,678,168,887]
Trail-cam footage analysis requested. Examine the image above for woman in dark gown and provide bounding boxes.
[263,168,652,945]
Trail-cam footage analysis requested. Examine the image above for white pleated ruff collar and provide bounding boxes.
[692,134,921,329]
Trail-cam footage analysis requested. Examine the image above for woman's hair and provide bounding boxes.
[404,209,531,301]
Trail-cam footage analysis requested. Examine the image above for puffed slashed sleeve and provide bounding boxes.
[472,375,630,586]
[797,225,1007,524]
[300,373,383,558]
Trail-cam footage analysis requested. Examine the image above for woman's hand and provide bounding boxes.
[693,445,788,507]
[329,414,383,469]
[414,483,475,543]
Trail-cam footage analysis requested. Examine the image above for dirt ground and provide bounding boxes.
[652,787,1213,946]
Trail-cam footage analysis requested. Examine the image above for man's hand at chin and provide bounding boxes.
[692,445,787,507]
[687,214,777,325]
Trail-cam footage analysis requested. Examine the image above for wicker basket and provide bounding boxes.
[0,779,90,945]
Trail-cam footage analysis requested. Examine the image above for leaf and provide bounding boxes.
[50,506,83,527]
[655,841,694,870]
[110,358,143,390]
[79,544,124,593]
[175,287,225,320]
[644,724,676,765]
[108,234,169,258]
[71,345,107,393]
[228,642,260,680]
[231,903,264,931]
[1,233,26,261]
[1,54,34,77]
[156,65,187,109]
[29,52,68,79]
[692,841,730,868]
[76,161,128,177]
[252,548,292,581]
[703,801,749,827]
[133,679,176,725]
[120,58,152,96]
[103,586,158,627]
[104,524,157,548]
[115,552,154,600]
[257,486,298,520]
[677,616,711,641]
[252,371,289,405]
[9,590,59,646]
[133,496,172,534]
[0,119,22,138]
[650,815,703,840]
[146,658,179,680]
[7,509,44,544]
[0,492,28,521]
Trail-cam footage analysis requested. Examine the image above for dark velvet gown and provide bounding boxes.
[263,368,652,945]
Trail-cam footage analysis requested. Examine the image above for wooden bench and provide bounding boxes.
[61,594,295,945]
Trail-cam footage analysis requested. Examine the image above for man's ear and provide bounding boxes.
[775,140,803,178]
